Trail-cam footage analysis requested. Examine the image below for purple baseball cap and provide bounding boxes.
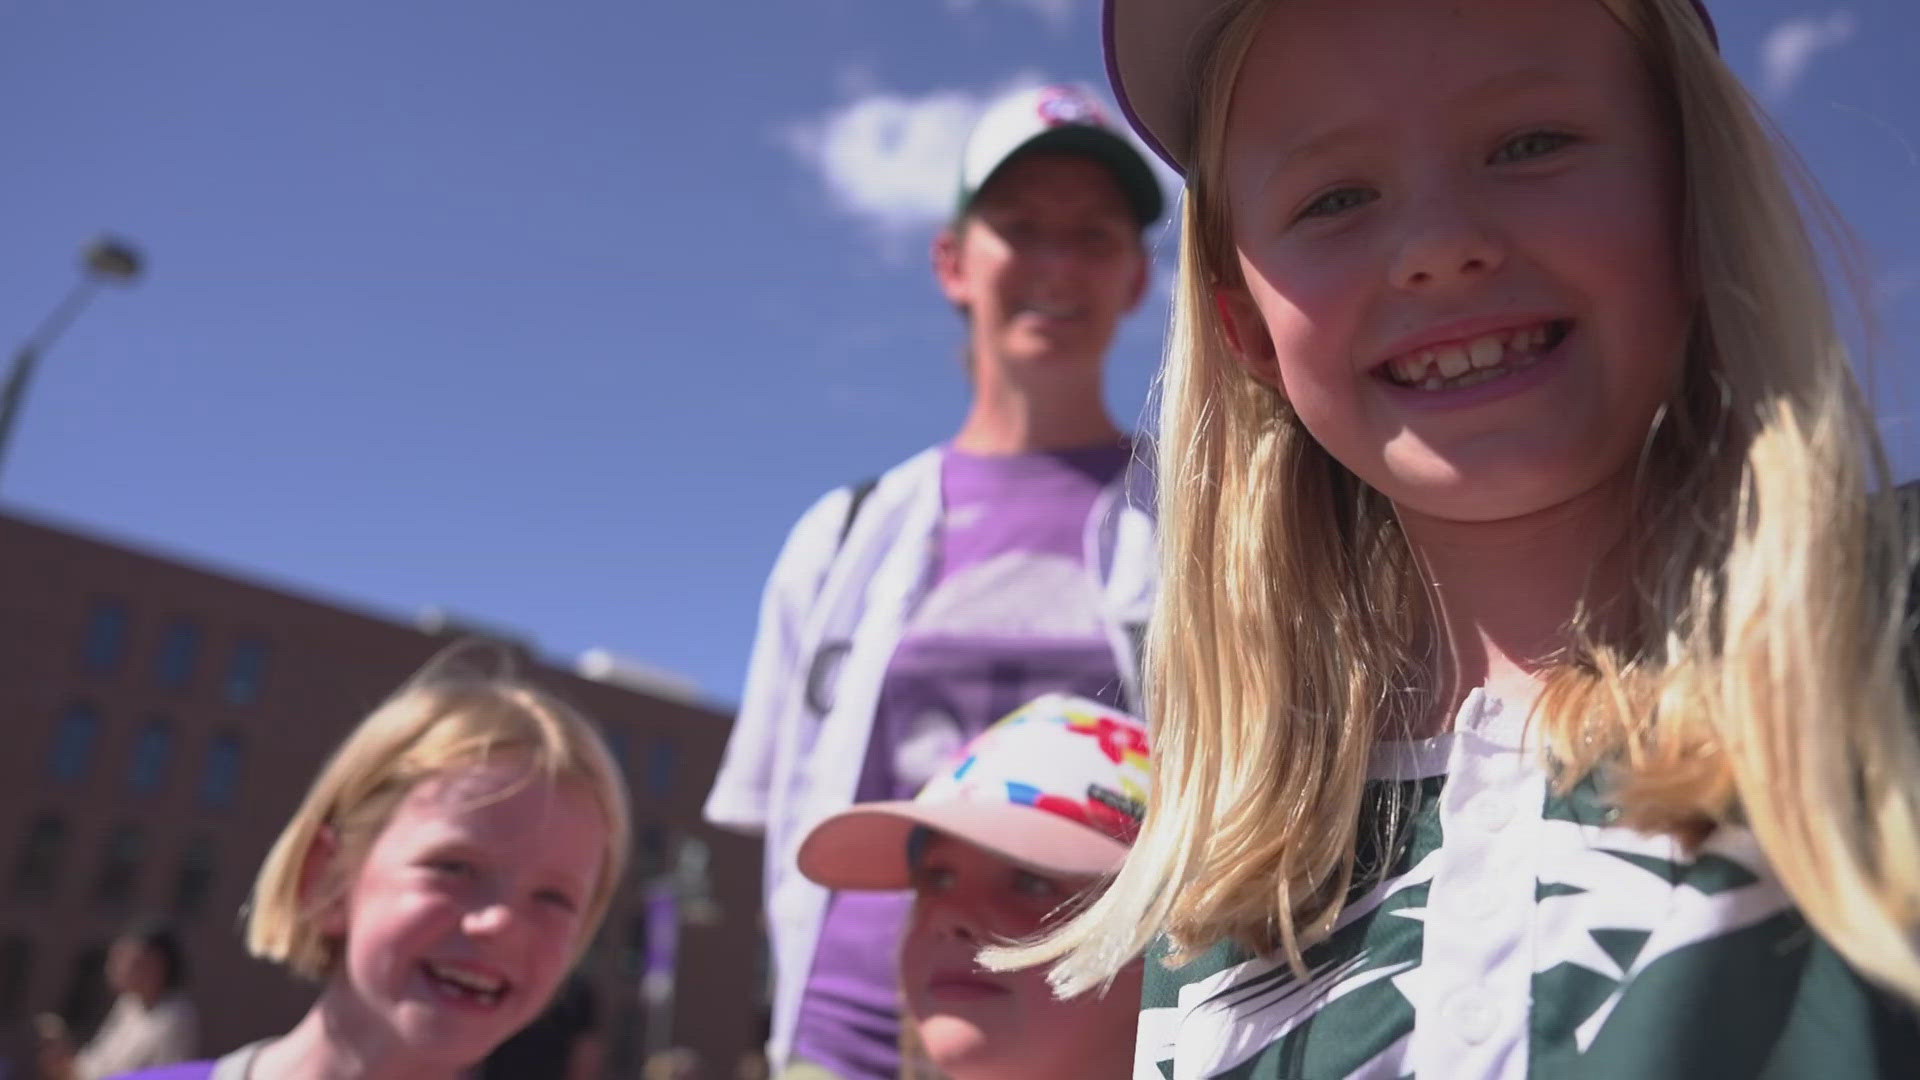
[1103,0,1720,175]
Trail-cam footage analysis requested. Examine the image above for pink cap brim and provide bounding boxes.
[797,800,1130,891]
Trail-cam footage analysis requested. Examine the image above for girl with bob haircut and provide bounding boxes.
[993,0,1920,1076]
[121,647,632,1080]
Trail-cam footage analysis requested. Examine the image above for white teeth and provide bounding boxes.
[1383,323,1560,391]
[427,962,505,996]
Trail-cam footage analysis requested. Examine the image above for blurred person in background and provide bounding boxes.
[704,83,1164,1080]
[796,695,1151,1080]
[36,919,197,1080]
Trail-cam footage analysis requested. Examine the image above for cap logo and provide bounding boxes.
[1035,86,1106,129]
[1067,712,1149,774]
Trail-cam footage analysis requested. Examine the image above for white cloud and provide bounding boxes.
[777,73,1042,243]
[1760,10,1858,102]
[780,73,1187,256]
[946,0,1081,30]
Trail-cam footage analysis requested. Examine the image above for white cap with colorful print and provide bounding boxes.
[798,694,1152,891]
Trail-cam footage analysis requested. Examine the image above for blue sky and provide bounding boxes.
[1,0,1915,703]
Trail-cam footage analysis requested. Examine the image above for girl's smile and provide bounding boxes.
[1374,317,1571,393]
[323,762,607,1070]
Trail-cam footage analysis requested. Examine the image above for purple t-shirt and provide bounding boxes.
[109,1064,214,1080]
[790,441,1133,1078]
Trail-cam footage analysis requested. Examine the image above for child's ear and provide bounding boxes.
[1213,285,1282,390]
[932,226,969,308]
[299,825,349,937]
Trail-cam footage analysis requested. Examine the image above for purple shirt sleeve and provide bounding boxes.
[105,1064,216,1080]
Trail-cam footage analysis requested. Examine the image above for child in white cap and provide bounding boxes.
[796,694,1150,1080]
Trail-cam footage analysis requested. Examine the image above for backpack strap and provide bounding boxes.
[802,476,881,719]
[837,476,879,550]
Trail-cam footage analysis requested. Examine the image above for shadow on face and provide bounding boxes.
[897,834,1141,1080]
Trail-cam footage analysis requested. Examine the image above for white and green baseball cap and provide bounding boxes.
[958,84,1164,226]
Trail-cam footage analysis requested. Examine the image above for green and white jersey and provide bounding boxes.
[1137,690,1919,1079]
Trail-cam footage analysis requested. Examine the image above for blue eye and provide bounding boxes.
[1492,131,1575,164]
[1297,186,1377,221]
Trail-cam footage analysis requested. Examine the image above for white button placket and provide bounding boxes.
[1406,690,1542,1080]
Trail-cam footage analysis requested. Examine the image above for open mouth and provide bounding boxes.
[421,960,510,1009]
[1377,319,1572,391]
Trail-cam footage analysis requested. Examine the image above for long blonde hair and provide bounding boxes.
[246,646,633,979]
[995,0,1920,1003]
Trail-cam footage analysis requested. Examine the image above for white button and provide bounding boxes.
[1447,992,1500,1044]
[1466,790,1515,831]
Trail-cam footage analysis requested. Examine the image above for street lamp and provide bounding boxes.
[0,236,145,485]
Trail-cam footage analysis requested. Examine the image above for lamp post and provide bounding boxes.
[0,236,145,485]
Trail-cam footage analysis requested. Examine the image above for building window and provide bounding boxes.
[199,733,244,809]
[154,617,201,691]
[128,716,172,795]
[602,725,632,773]
[12,814,68,897]
[93,824,144,906]
[645,739,679,797]
[81,598,129,673]
[48,701,101,783]
[223,637,270,706]
[171,833,216,919]
[623,910,649,976]
[59,943,113,1042]
[0,936,32,1017]
[637,824,668,881]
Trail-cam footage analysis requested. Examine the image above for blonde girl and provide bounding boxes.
[994,0,1920,1076]
[119,651,632,1080]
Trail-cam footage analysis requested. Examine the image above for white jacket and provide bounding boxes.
[703,445,1158,1066]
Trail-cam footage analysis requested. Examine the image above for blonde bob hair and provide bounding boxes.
[245,647,634,979]
[996,0,1920,1005]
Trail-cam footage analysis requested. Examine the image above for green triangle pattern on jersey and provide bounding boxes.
[1588,928,1651,973]
[1142,760,1920,1078]
[1140,775,1443,1079]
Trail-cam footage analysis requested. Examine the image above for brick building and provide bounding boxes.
[0,507,764,1076]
